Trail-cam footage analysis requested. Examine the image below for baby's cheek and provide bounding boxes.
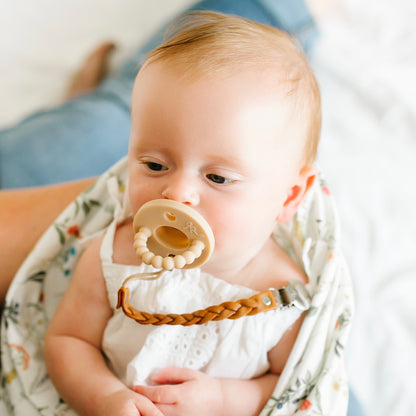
[212,221,245,254]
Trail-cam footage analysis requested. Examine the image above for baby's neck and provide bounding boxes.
[201,237,307,292]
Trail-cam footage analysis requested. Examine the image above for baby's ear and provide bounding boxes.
[276,167,316,223]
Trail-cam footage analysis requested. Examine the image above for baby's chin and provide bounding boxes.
[200,249,248,277]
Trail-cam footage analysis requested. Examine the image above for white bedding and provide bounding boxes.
[312,0,416,414]
[1,1,415,415]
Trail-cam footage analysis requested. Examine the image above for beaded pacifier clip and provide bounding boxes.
[117,199,310,325]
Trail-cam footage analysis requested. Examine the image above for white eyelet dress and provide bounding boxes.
[101,212,303,388]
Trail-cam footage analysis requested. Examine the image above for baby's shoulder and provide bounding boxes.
[252,237,307,291]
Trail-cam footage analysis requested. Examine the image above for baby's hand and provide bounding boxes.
[96,387,164,416]
[133,367,224,416]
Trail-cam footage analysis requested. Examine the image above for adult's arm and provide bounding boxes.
[0,178,95,307]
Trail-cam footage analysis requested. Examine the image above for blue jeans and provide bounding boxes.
[0,0,317,188]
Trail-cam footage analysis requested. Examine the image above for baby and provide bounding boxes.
[45,11,321,416]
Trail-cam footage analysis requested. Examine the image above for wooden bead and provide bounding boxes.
[173,255,186,269]
[162,257,175,270]
[191,240,205,251]
[135,246,149,256]
[134,233,148,243]
[183,251,196,264]
[133,239,146,249]
[151,255,163,269]
[142,251,155,264]
[139,227,152,238]
[191,247,203,258]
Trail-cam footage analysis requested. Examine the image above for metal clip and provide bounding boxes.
[270,281,311,311]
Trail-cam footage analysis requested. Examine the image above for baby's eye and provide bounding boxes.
[145,162,168,171]
[206,174,233,184]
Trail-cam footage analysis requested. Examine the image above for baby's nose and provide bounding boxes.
[161,177,200,207]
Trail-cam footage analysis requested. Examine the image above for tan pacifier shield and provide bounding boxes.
[133,199,215,270]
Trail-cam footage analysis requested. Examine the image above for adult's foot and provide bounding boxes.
[65,42,115,99]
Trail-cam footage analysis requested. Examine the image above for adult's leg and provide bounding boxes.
[0,178,94,308]
[0,94,131,188]
[0,0,317,189]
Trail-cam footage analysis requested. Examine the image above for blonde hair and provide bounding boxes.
[141,11,321,167]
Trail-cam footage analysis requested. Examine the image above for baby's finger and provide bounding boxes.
[134,384,177,405]
[155,403,179,416]
[133,394,165,416]
[150,366,201,384]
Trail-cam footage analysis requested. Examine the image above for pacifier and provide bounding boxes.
[132,199,215,271]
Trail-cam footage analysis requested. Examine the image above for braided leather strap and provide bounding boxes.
[117,286,278,326]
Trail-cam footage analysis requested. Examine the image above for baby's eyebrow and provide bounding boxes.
[207,154,246,169]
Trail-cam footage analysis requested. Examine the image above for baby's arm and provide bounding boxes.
[44,237,162,416]
[134,313,305,416]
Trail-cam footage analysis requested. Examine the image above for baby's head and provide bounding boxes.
[128,11,321,273]
[141,11,321,167]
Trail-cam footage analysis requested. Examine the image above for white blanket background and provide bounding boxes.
[1,1,415,415]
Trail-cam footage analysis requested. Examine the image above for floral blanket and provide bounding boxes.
[0,157,353,415]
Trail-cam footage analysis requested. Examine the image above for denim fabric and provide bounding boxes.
[0,0,318,188]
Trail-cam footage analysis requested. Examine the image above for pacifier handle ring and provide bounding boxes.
[134,226,205,271]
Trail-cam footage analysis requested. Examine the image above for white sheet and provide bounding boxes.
[1,1,415,415]
[313,0,416,414]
